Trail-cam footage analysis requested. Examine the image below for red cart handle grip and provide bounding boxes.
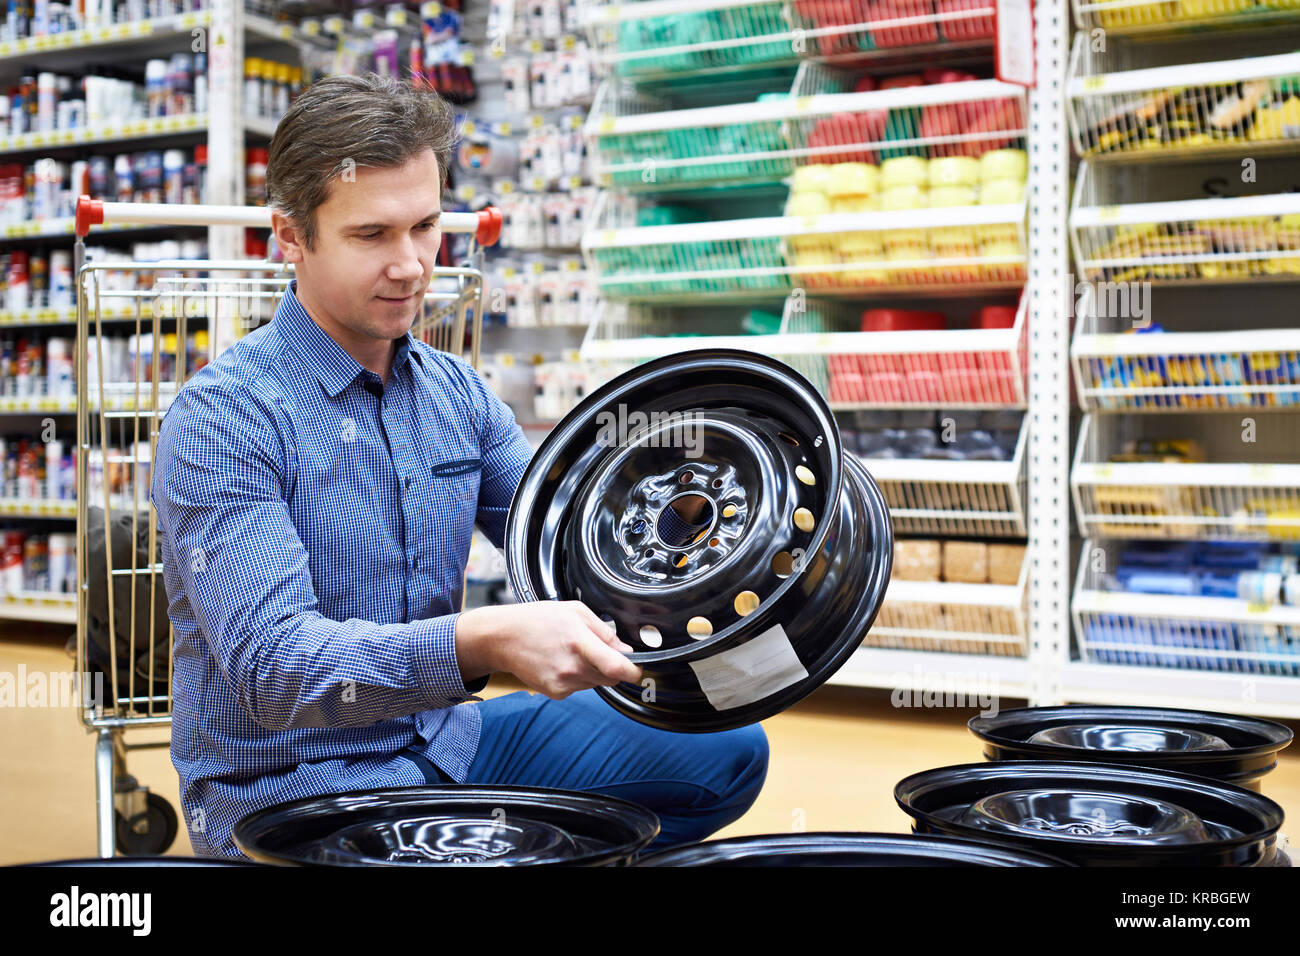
[476,207,503,247]
[76,195,103,238]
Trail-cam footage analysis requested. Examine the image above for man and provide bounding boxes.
[151,73,768,859]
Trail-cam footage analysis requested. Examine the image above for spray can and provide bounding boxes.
[145,59,168,118]
[163,148,185,204]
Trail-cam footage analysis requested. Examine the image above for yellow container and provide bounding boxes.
[839,231,885,259]
[929,185,977,207]
[787,191,832,217]
[831,195,878,214]
[878,185,928,211]
[827,163,881,197]
[880,156,929,191]
[791,164,834,194]
[979,149,1028,184]
[929,156,980,189]
[979,179,1026,204]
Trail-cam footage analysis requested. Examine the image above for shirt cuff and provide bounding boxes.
[409,613,485,705]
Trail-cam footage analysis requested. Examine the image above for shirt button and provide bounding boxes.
[413,556,421,570]
[405,475,413,489]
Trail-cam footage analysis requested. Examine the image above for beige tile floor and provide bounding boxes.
[2,624,1298,863]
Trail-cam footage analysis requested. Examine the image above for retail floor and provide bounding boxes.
[3,624,1299,864]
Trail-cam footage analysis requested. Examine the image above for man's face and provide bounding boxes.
[279,149,443,347]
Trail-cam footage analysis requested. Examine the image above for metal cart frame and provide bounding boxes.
[72,197,501,857]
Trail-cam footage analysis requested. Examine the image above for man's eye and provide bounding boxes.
[360,232,382,240]
[418,222,438,232]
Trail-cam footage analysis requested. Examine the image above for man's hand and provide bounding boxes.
[455,600,643,700]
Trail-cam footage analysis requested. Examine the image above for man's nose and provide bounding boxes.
[388,232,425,283]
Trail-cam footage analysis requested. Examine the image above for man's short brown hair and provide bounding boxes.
[266,73,459,251]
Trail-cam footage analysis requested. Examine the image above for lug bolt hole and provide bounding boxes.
[734,591,760,617]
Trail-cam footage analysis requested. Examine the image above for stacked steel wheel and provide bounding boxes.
[891,705,1293,867]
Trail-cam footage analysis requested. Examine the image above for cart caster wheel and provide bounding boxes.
[115,792,178,856]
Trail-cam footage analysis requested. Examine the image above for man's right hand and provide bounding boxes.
[455,600,644,700]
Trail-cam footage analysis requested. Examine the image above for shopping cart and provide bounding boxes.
[72,196,502,856]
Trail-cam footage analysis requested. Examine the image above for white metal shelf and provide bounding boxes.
[0,499,77,518]
[1070,159,1300,284]
[1073,538,1300,680]
[0,10,210,63]
[243,116,281,140]
[1071,294,1300,412]
[825,645,1032,698]
[0,592,76,625]
[1068,39,1300,160]
[588,66,1027,190]
[869,550,1030,656]
[0,304,182,326]
[583,202,1027,298]
[580,0,997,81]
[858,418,1028,536]
[1071,0,1300,35]
[0,217,196,241]
[0,113,207,157]
[581,292,1028,407]
[1072,412,1300,541]
[1062,661,1300,719]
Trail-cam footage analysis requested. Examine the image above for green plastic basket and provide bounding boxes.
[614,3,793,77]
[593,235,791,297]
[601,115,794,187]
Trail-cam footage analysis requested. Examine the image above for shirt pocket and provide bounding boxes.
[422,457,482,582]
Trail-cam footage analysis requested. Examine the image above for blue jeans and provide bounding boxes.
[455,689,769,853]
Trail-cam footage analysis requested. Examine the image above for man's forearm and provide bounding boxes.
[454,606,503,685]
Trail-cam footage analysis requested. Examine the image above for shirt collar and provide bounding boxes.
[274,279,417,398]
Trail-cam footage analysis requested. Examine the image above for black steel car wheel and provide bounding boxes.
[635,831,1071,866]
[232,785,660,867]
[895,761,1287,867]
[506,349,893,732]
[969,705,1294,791]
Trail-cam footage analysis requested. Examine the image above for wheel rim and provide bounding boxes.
[635,832,1070,867]
[506,349,893,732]
[232,786,661,867]
[895,761,1287,867]
[968,705,1295,790]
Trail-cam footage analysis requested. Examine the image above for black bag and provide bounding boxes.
[85,507,171,693]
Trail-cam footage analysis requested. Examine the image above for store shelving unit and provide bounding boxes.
[1061,4,1300,713]
[6,0,1287,722]
[575,0,1043,697]
[0,0,286,620]
[1072,0,1300,37]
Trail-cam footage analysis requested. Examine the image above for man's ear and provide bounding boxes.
[271,209,307,264]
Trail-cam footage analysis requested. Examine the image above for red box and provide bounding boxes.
[936,0,996,40]
[861,308,947,332]
[971,305,1017,329]
[867,0,939,49]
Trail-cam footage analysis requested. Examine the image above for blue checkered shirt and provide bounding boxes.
[151,279,533,858]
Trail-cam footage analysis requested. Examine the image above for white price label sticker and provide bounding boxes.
[689,623,808,712]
